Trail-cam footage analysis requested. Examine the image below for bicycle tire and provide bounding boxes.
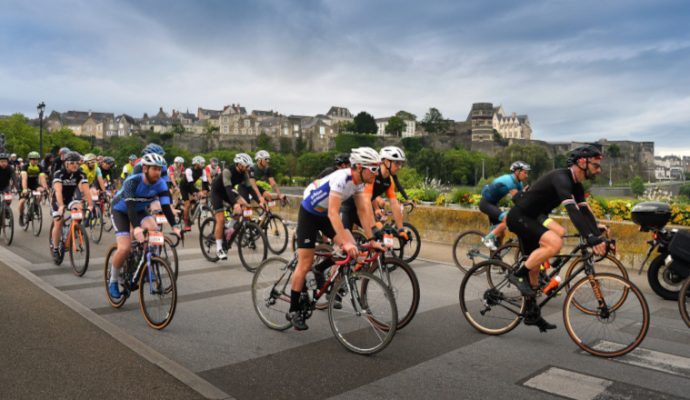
[252,256,294,330]
[238,221,268,273]
[103,202,114,232]
[104,244,127,308]
[160,236,179,281]
[459,260,525,335]
[21,199,30,232]
[139,256,177,330]
[314,244,336,311]
[563,254,629,315]
[401,222,420,263]
[328,271,397,355]
[363,257,420,330]
[31,200,42,236]
[199,217,220,262]
[563,273,649,357]
[1,206,14,246]
[69,224,90,277]
[264,215,289,255]
[452,230,486,273]
[89,206,104,244]
[679,277,690,329]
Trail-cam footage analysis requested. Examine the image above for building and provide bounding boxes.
[375,112,417,137]
[468,103,531,142]
[655,155,686,181]
[326,106,353,124]
[46,111,114,138]
[219,104,260,135]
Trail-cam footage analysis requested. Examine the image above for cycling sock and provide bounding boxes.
[216,239,223,249]
[289,290,301,312]
[514,265,530,278]
[110,267,119,284]
[313,258,334,274]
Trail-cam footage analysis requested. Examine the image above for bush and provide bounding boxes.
[451,188,473,204]
[475,176,495,194]
[630,176,645,197]
[679,183,690,199]
[396,168,423,190]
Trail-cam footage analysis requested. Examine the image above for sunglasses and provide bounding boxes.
[363,165,380,173]
[589,162,602,169]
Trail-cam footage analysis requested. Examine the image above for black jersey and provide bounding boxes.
[0,166,18,191]
[52,168,87,203]
[514,168,586,219]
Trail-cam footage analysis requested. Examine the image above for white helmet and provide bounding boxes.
[379,146,406,161]
[174,156,184,164]
[510,160,531,172]
[141,153,166,167]
[349,147,381,166]
[192,156,205,166]
[255,150,270,161]
[234,153,253,167]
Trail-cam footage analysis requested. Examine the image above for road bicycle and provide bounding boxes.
[372,202,420,263]
[20,189,44,237]
[0,191,14,245]
[253,199,289,255]
[49,201,90,276]
[150,207,181,280]
[83,195,104,244]
[452,228,521,273]
[104,229,177,330]
[251,243,398,355]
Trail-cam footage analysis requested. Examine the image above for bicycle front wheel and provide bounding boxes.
[563,273,649,357]
[251,257,294,330]
[400,222,420,263]
[1,206,14,246]
[139,256,177,330]
[264,215,288,255]
[564,254,629,315]
[680,277,690,329]
[104,245,127,308]
[69,224,90,277]
[89,206,104,244]
[459,260,525,335]
[238,222,268,273]
[159,236,179,281]
[452,230,486,273]
[329,271,397,355]
[103,202,113,232]
[31,200,42,236]
[199,217,219,262]
[364,257,420,330]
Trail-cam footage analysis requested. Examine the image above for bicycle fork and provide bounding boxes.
[587,275,611,318]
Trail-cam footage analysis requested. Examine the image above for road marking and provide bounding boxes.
[594,341,690,378]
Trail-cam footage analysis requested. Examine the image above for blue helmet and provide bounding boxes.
[142,143,165,156]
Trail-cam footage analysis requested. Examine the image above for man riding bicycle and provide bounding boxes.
[238,150,286,207]
[81,153,107,201]
[506,145,608,331]
[316,153,351,179]
[289,147,384,331]
[204,157,221,185]
[0,153,20,198]
[181,156,209,231]
[107,153,180,299]
[18,151,48,226]
[121,154,137,180]
[168,156,185,201]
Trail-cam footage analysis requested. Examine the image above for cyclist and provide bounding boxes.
[9,153,19,170]
[210,153,253,260]
[239,150,286,206]
[81,153,107,200]
[50,152,94,260]
[479,161,531,250]
[50,147,70,180]
[181,156,209,231]
[121,154,137,180]
[0,153,20,199]
[99,157,117,192]
[107,154,181,299]
[168,156,185,200]
[204,157,221,184]
[18,151,48,226]
[506,145,608,331]
[288,147,383,330]
[316,153,351,179]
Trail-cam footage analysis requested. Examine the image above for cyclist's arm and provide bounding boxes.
[268,176,283,198]
[80,180,93,209]
[554,177,601,243]
[39,172,47,189]
[54,181,64,209]
[391,174,410,201]
[354,189,376,240]
[201,173,210,192]
[386,178,404,229]
[248,177,265,204]
[327,192,352,247]
[20,170,28,192]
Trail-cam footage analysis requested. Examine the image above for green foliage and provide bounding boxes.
[203,149,238,167]
[608,144,621,158]
[45,128,91,155]
[0,113,39,156]
[103,136,144,166]
[395,168,423,190]
[353,111,377,134]
[279,137,293,153]
[385,116,406,136]
[495,144,550,179]
[630,176,645,196]
[334,120,356,134]
[678,183,690,199]
[296,151,336,178]
[395,110,417,120]
[170,121,185,135]
[554,153,568,168]
[257,132,273,151]
[420,107,451,134]
[401,137,423,154]
[334,133,377,152]
[163,144,193,165]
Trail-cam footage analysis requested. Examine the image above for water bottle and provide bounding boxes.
[305,271,317,291]
[224,220,234,241]
[542,276,562,295]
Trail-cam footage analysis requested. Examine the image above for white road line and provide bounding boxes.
[594,341,690,378]
[523,367,612,400]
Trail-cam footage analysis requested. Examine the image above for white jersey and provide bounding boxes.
[301,168,364,216]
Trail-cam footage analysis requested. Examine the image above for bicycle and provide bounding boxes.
[150,207,181,280]
[104,229,177,330]
[83,195,104,244]
[459,239,649,357]
[0,191,14,245]
[452,229,521,273]
[20,189,44,237]
[198,206,268,272]
[251,243,398,355]
[377,202,421,263]
[254,199,289,255]
[49,201,90,276]
[680,277,690,329]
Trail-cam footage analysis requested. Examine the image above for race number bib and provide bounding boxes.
[155,216,167,225]
[243,209,253,218]
[267,201,276,208]
[3,193,12,201]
[71,212,83,220]
[148,231,165,246]
[383,233,395,248]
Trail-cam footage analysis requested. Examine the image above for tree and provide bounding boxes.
[334,120,356,134]
[353,111,377,134]
[385,116,406,136]
[420,108,451,134]
[395,110,417,121]
[630,176,645,196]
[170,120,185,135]
[257,131,273,151]
[45,128,91,155]
[334,133,377,152]
[496,144,551,179]
[0,113,39,156]
[608,144,621,159]
[401,137,423,154]
[679,183,690,199]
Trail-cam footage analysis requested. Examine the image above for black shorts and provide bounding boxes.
[340,204,360,231]
[479,197,504,226]
[296,205,335,249]
[211,188,239,212]
[111,210,153,237]
[238,185,264,203]
[506,207,548,256]
[51,198,79,218]
[180,185,198,201]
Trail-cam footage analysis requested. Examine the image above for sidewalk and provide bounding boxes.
[0,260,205,400]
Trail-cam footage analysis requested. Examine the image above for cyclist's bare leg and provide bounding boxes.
[544,218,566,237]
[524,230,562,287]
[51,216,62,249]
[183,199,191,227]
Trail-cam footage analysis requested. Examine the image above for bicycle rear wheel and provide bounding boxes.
[1,206,14,246]
[680,277,690,329]
[199,217,220,262]
[31,200,42,236]
[265,215,288,255]
[139,256,177,330]
[452,230,486,273]
[563,273,649,357]
[363,257,420,330]
[328,271,397,355]
[251,257,294,330]
[400,222,420,263]
[459,260,525,335]
[238,221,268,273]
[69,224,90,277]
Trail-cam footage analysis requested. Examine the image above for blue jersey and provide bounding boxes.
[132,161,169,182]
[301,169,364,216]
[481,174,523,204]
[112,173,171,213]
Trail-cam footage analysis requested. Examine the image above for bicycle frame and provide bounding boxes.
[122,231,165,295]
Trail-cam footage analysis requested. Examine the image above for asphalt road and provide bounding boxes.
[1,199,689,400]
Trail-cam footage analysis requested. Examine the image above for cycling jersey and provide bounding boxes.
[21,163,45,190]
[0,166,19,191]
[100,166,114,186]
[80,164,102,186]
[52,168,87,204]
[211,167,247,211]
[121,163,135,179]
[204,165,221,181]
[168,165,185,184]
[481,174,523,204]
[302,168,364,217]
[112,173,172,214]
[244,164,273,186]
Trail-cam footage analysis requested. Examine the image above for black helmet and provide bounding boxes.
[567,145,602,166]
[64,151,82,162]
[0,153,9,160]
[334,153,351,165]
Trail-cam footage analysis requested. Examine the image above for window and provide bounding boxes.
[283,127,289,136]
[293,124,299,132]
[319,126,325,136]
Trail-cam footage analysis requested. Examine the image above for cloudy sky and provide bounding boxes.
[2,0,689,155]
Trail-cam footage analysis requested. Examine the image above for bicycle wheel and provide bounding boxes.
[328,271,397,355]
[679,277,690,329]
[400,222,420,263]
[21,201,30,232]
[1,206,14,246]
[459,260,525,335]
[238,221,268,273]
[452,230,487,273]
[159,236,179,281]
[103,202,113,232]
[197,205,213,229]
[104,244,127,308]
[251,256,294,331]
[563,273,649,357]
[264,215,288,255]
[31,200,42,237]
[69,224,90,277]
[363,257,420,330]
[563,255,629,315]
[89,206,104,244]
[139,256,177,330]
[199,217,220,262]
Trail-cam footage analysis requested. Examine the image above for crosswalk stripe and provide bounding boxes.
[593,341,690,378]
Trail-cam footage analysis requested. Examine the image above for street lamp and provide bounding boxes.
[37,102,46,157]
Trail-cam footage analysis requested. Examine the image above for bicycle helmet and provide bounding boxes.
[0,153,9,160]
[234,153,253,167]
[64,151,81,162]
[28,151,40,160]
[379,146,406,161]
[510,160,531,172]
[192,156,206,166]
[142,143,165,156]
[141,153,166,167]
[567,145,603,166]
[128,154,137,161]
[334,153,351,165]
[10,153,16,158]
[255,150,270,161]
[210,157,219,165]
[59,147,70,155]
[349,147,381,166]
[173,156,184,164]
[103,157,116,166]
[83,153,97,162]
